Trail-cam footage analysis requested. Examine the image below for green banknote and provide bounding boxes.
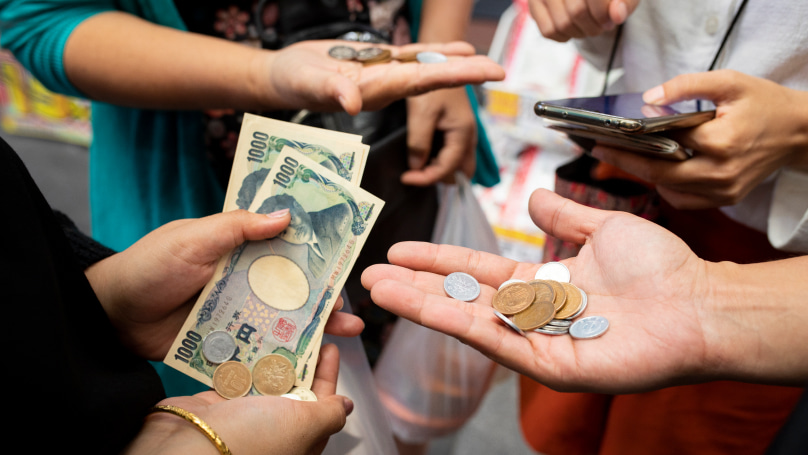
[223,113,368,212]
[165,146,383,390]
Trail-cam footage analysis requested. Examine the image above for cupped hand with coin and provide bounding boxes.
[86,209,364,361]
[266,39,505,115]
[362,188,808,394]
[126,343,353,455]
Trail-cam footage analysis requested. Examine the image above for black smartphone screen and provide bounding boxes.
[539,93,705,118]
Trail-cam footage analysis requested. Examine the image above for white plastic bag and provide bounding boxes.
[373,173,500,443]
[322,292,398,455]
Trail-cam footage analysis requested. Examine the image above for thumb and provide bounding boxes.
[528,188,611,245]
[329,73,362,115]
[609,0,641,24]
[642,70,740,105]
[306,395,350,438]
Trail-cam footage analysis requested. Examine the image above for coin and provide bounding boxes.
[534,326,569,336]
[527,279,555,304]
[492,282,535,315]
[493,309,525,336]
[570,315,609,339]
[569,288,588,319]
[534,261,571,283]
[498,279,526,291]
[545,279,567,311]
[444,272,481,301]
[554,282,583,319]
[328,45,357,61]
[252,354,297,396]
[212,361,252,399]
[394,51,419,62]
[416,51,448,64]
[282,386,318,402]
[356,47,391,65]
[546,319,572,327]
[201,330,237,364]
[513,300,556,331]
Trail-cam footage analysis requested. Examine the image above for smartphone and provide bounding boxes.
[534,92,715,134]
[547,124,692,161]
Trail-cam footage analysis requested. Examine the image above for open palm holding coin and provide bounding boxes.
[362,188,743,395]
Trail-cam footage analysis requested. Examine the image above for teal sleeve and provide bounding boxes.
[0,1,118,97]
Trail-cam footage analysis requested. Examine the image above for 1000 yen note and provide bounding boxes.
[223,113,369,212]
[165,146,383,391]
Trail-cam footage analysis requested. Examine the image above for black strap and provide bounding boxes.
[603,0,750,95]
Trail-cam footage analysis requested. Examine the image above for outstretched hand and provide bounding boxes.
[267,40,505,115]
[86,210,364,361]
[126,343,352,455]
[362,188,724,394]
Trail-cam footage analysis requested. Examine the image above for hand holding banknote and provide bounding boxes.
[85,210,364,362]
[165,115,383,397]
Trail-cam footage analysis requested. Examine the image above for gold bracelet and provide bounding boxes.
[149,405,232,455]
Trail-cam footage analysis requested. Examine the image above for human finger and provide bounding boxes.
[404,96,438,175]
[323,311,364,338]
[527,188,616,245]
[642,69,744,105]
[311,343,340,397]
[376,241,534,289]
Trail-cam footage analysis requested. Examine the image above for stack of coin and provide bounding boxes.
[327,45,444,66]
[491,262,608,339]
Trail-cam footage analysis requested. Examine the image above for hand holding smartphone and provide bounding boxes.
[534,93,715,161]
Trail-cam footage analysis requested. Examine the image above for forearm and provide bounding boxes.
[64,11,279,110]
[124,413,219,455]
[418,0,473,43]
[704,256,808,385]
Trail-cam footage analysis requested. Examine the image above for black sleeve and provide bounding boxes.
[52,210,117,269]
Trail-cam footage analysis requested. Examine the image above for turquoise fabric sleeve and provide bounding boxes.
[0,0,116,97]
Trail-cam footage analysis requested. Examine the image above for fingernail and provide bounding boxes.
[614,2,628,24]
[338,96,348,111]
[643,85,666,104]
[342,397,354,415]
[266,208,289,218]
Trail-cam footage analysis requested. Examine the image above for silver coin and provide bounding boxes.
[282,386,318,402]
[328,45,357,61]
[444,272,481,301]
[569,315,609,339]
[416,51,448,64]
[493,309,526,336]
[201,330,237,364]
[534,261,571,283]
[547,319,572,327]
[498,279,526,291]
[568,288,588,319]
[534,326,569,336]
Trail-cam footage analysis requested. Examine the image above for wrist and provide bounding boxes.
[784,88,808,172]
[702,258,808,385]
[126,410,221,455]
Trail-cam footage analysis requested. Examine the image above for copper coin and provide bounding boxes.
[513,300,556,331]
[555,282,584,319]
[544,279,567,311]
[394,51,419,62]
[492,282,535,315]
[356,47,391,65]
[527,279,555,304]
[252,354,296,396]
[212,361,252,400]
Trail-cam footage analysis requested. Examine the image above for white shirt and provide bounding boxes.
[575,0,808,253]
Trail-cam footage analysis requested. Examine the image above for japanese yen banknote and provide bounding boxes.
[165,115,382,392]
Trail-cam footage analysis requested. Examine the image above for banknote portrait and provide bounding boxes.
[255,194,352,278]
